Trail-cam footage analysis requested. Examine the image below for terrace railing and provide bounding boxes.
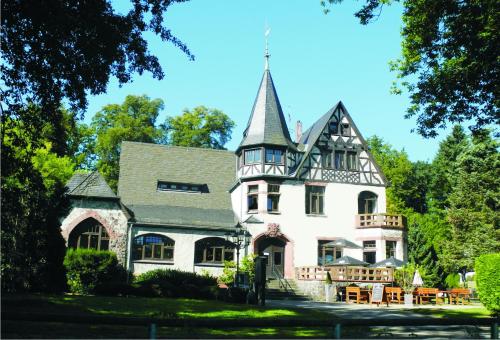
[355,214,406,229]
[296,266,394,283]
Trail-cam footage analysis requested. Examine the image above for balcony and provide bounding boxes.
[296,266,394,283]
[355,214,406,229]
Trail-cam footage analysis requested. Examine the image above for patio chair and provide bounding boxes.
[346,286,361,304]
[385,287,402,304]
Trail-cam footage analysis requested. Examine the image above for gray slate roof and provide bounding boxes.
[118,142,237,228]
[325,256,370,267]
[238,70,296,151]
[66,171,117,198]
[128,204,236,229]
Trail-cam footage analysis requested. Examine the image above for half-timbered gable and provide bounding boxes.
[295,102,386,186]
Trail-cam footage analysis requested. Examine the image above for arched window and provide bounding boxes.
[358,191,378,214]
[194,237,234,264]
[68,218,109,251]
[133,234,175,261]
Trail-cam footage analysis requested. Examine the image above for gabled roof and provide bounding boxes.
[237,70,296,151]
[293,101,387,185]
[128,204,236,230]
[66,171,117,199]
[118,142,237,213]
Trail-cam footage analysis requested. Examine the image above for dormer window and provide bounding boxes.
[265,148,284,164]
[157,181,205,193]
[244,149,261,165]
[329,121,339,134]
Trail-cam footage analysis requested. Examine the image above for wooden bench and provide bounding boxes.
[450,288,471,305]
[415,288,441,304]
[346,287,368,304]
[385,287,402,304]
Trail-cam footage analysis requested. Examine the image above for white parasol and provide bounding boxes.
[412,269,424,287]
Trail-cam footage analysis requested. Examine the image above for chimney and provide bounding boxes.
[295,120,303,142]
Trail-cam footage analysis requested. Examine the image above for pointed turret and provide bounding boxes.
[237,69,296,151]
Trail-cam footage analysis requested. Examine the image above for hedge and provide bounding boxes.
[64,248,127,295]
[475,253,500,315]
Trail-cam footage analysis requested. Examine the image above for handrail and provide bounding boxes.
[272,265,293,293]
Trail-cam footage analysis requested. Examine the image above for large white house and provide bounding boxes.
[60,58,406,282]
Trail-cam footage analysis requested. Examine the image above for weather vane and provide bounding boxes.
[265,24,271,70]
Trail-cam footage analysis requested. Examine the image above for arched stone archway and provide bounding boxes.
[62,210,115,242]
[68,217,110,251]
[253,224,294,279]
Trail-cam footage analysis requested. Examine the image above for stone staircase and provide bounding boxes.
[265,278,310,301]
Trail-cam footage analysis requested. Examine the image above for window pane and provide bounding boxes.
[386,241,396,258]
[318,195,324,214]
[79,234,89,249]
[224,250,234,261]
[266,149,274,163]
[89,235,99,250]
[206,248,214,261]
[268,184,280,193]
[335,250,342,259]
[322,152,332,168]
[164,247,174,260]
[100,239,109,251]
[214,248,223,262]
[144,245,153,258]
[329,121,338,134]
[311,195,318,214]
[248,185,258,193]
[254,149,261,162]
[347,151,357,170]
[335,151,345,169]
[153,244,162,259]
[364,241,376,249]
[363,252,376,264]
[133,246,143,260]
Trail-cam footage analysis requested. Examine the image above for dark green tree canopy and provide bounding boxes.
[162,106,235,149]
[323,0,499,137]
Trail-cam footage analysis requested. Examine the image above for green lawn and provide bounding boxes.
[2,294,338,339]
[410,306,492,318]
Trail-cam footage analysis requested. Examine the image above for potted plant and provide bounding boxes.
[395,264,415,306]
[325,271,333,302]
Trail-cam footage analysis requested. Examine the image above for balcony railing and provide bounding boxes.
[296,266,394,283]
[355,214,406,229]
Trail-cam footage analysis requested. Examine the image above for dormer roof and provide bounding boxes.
[237,70,296,152]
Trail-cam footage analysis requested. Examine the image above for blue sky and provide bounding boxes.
[85,0,451,162]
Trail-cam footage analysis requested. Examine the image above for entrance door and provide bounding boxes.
[263,245,284,279]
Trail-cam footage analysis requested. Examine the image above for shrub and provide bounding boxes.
[134,268,218,299]
[63,248,127,295]
[475,253,500,315]
[219,261,236,286]
[444,273,461,289]
[394,263,416,293]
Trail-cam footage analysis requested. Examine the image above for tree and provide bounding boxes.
[428,126,470,210]
[441,129,500,280]
[322,0,499,137]
[92,95,165,192]
[163,106,235,149]
[367,136,425,213]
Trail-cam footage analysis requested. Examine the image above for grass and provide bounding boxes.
[410,306,492,318]
[2,294,334,338]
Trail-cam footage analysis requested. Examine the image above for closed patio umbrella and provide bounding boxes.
[322,238,362,249]
[369,256,407,268]
[412,269,424,286]
[324,255,369,266]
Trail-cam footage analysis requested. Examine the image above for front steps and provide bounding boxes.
[265,278,310,301]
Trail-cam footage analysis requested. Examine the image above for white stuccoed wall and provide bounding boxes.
[231,180,404,270]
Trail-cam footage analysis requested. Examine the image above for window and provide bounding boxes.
[340,123,350,136]
[265,149,284,164]
[386,241,397,258]
[317,241,342,265]
[157,181,205,193]
[267,184,280,212]
[322,151,333,168]
[363,240,376,264]
[244,149,261,164]
[346,151,358,171]
[194,237,234,264]
[358,191,378,214]
[329,121,339,134]
[133,234,174,261]
[306,186,325,215]
[334,150,345,170]
[247,185,259,211]
[69,219,109,251]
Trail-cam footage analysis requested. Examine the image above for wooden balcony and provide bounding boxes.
[355,214,406,229]
[296,266,394,283]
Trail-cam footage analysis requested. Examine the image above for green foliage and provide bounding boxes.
[91,95,165,191]
[325,271,333,285]
[475,253,500,315]
[64,248,126,295]
[32,142,76,191]
[323,0,499,137]
[444,273,461,289]
[219,261,237,286]
[240,254,258,286]
[134,268,218,299]
[394,264,416,293]
[162,106,235,150]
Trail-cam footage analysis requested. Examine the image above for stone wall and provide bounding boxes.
[294,279,337,302]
